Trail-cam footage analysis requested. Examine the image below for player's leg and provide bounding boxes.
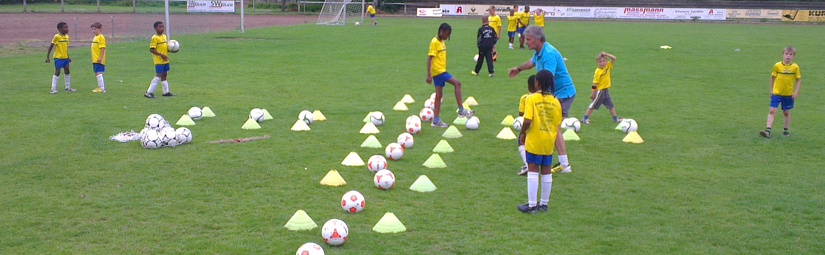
[583,91,600,124]
[782,97,793,137]
[51,66,61,94]
[431,84,447,127]
[472,48,483,75]
[508,32,514,49]
[518,153,541,214]
[146,65,162,98]
[538,160,552,212]
[94,64,106,93]
[602,91,618,122]
[761,95,780,138]
[517,135,528,175]
[63,62,74,92]
[448,77,473,117]
[483,47,494,76]
[518,28,525,48]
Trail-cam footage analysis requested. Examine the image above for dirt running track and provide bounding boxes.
[0,13,310,46]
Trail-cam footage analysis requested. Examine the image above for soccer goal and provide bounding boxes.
[317,0,365,25]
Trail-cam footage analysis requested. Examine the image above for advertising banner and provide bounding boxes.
[727,9,782,19]
[417,8,442,17]
[187,1,235,13]
[781,10,825,22]
[440,4,726,20]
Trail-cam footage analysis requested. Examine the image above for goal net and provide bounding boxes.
[317,0,365,25]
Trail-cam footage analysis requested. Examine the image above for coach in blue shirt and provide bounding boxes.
[508,25,576,118]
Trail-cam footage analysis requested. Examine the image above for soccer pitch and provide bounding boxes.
[1,17,824,254]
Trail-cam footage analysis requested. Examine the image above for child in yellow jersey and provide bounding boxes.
[45,22,75,94]
[518,5,530,49]
[517,69,563,214]
[487,6,501,60]
[517,75,538,176]
[533,8,546,29]
[90,22,107,93]
[506,8,518,49]
[582,52,620,124]
[145,21,174,99]
[367,4,377,27]
[426,23,475,127]
[760,46,802,138]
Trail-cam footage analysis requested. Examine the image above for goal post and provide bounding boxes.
[317,0,364,25]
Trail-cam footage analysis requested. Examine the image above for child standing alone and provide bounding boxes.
[582,52,620,124]
[426,23,475,127]
[760,46,801,138]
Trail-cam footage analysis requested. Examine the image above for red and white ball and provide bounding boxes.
[367,155,388,173]
[419,108,434,122]
[424,98,435,109]
[341,190,366,214]
[321,219,349,246]
[373,169,396,190]
[397,133,414,149]
[385,143,404,161]
[296,242,325,255]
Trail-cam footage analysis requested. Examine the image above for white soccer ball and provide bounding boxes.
[341,190,366,214]
[168,39,180,53]
[473,54,479,62]
[406,121,421,135]
[355,21,360,26]
[430,92,437,100]
[562,117,582,132]
[298,110,314,125]
[145,114,165,131]
[187,107,203,120]
[369,111,385,126]
[367,155,388,173]
[465,116,480,130]
[419,108,434,122]
[513,116,524,132]
[424,98,435,110]
[249,108,265,123]
[140,129,162,149]
[174,127,192,144]
[397,133,414,149]
[406,115,421,125]
[385,142,404,161]
[621,119,638,133]
[374,169,396,190]
[321,219,349,246]
[296,242,325,255]
[159,127,177,147]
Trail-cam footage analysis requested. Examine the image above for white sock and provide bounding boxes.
[96,74,105,91]
[51,75,58,91]
[540,174,553,205]
[162,80,170,94]
[527,172,539,207]
[147,77,159,93]
[559,155,569,167]
[509,43,513,48]
[518,145,527,165]
[64,75,71,89]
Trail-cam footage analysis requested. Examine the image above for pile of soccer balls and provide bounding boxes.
[139,114,193,149]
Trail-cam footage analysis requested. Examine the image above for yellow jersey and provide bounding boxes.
[771,62,801,96]
[518,93,531,115]
[523,93,562,155]
[367,5,375,15]
[150,34,169,65]
[534,12,545,27]
[428,37,447,76]
[519,12,530,28]
[593,61,613,90]
[51,33,70,59]
[507,15,518,32]
[488,15,502,36]
[91,34,106,65]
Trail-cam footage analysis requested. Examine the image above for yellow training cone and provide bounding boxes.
[201,106,216,117]
[496,127,517,140]
[320,170,347,186]
[312,110,326,121]
[360,122,380,134]
[465,96,479,106]
[242,118,261,129]
[373,212,407,233]
[452,116,467,125]
[401,94,415,103]
[423,153,447,168]
[363,111,375,122]
[284,209,317,231]
[262,109,274,120]
[393,101,408,111]
[501,115,515,126]
[176,114,196,126]
[432,139,454,153]
[291,119,311,131]
[563,129,580,141]
[623,131,644,144]
[361,135,382,148]
[341,152,365,166]
[409,175,437,192]
[442,125,463,138]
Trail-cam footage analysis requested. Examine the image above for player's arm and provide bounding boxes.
[45,44,54,63]
[519,119,531,145]
[150,48,168,62]
[509,60,536,78]
[603,52,616,63]
[793,77,801,99]
[768,76,775,97]
[98,48,106,64]
[426,56,433,84]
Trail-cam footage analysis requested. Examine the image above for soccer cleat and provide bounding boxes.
[537,204,548,212]
[489,74,494,78]
[783,131,790,137]
[759,130,771,138]
[550,163,572,174]
[458,109,475,118]
[65,88,76,92]
[471,71,478,76]
[162,92,175,97]
[518,165,528,176]
[615,118,623,123]
[431,120,449,128]
[144,92,155,99]
[583,119,591,124]
[92,88,102,93]
[517,203,538,214]
[50,90,58,94]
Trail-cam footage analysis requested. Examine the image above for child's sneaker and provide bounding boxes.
[470,71,478,76]
[517,203,538,214]
[92,88,103,93]
[759,130,771,138]
[65,88,76,92]
[458,109,475,118]
[50,90,58,94]
[431,120,449,128]
[489,73,494,78]
[615,118,623,123]
[144,92,155,99]
[550,163,572,174]
[162,92,175,97]
[583,119,591,124]
[518,165,528,176]
[783,131,790,137]
[537,204,548,212]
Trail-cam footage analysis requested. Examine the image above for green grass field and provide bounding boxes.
[1,17,825,254]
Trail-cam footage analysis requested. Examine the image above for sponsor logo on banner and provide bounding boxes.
[417,8,442,17]
[187,0,234,13]
[781,10,825,22]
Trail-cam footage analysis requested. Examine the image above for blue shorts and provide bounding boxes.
[517,27,526,34]
[370,14,375,18]
[54,59,70,69]
[155,64,170,74]
[770,95,794,111]
[432,72,453,87]
[508,31,516,39]
[93,63,105,73]
[526,152,553,166]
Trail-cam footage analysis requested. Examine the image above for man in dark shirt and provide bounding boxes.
[473,16,498,78]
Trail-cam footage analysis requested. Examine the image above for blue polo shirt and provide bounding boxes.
[531,42,576,99]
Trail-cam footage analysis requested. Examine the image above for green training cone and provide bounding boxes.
[284,209,318,231]
[563,129,580,141]
[201,106,216,117]
[242,118,261,129]
[452,116,467,125]
[432,139,454,153]
[442,125,463,138]
[372,212,407,233]
[501,115,515,126]
[262,109,274,120]
[361,135,382,148]
[176,114,196,126]
[423,153,447,168]
[409,175,437,192]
